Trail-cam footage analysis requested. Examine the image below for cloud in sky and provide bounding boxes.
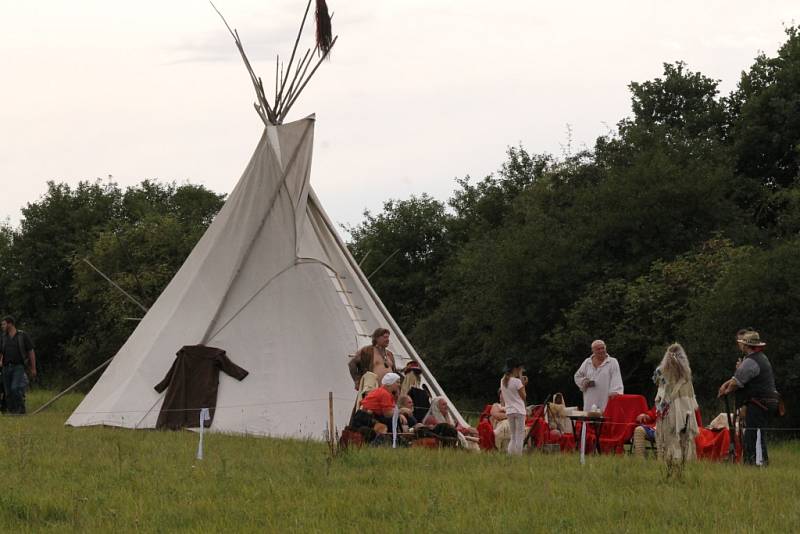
[1,0,797,232]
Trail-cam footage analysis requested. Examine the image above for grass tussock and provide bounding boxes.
[0,390,798,533]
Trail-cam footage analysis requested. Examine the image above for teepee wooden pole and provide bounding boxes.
[32,356,114,415]
[210,2,277,124]
[82,258,149,313]
[279,35,338,122]
[284,11,335,109]
[367,248,400,280]
[276,0,313,116]
[328,391,335,454]
[274,55,280,110]
[282,49,315,115]
[307,190,469,428]
[282,48,311,111]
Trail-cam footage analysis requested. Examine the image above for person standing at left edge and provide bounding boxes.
[718,331,778,466]
[0,316,36,414]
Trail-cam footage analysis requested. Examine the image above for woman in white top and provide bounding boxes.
[500,358,527,455]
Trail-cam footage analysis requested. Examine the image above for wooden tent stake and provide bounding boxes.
[328,391,336,455]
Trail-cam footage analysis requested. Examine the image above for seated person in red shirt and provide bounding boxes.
[351,372,403,430]
[633,407,657,458]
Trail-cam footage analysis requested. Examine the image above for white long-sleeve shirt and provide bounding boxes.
[574,356,624,411]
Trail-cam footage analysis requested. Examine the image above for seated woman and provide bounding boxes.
[423,396,479,449]
[491,389,511,451]
[633,407,657,458]
[400,361,431,422]
[397,394,420,432]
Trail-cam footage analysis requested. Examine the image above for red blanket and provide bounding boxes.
[598,394,649,454]
[527,416,575,451]
[695,427,742,461]
[476,405,496,451]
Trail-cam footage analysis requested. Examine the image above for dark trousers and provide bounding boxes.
[2,364,28,414]
[743,402,770,465]
[351,410,375,429]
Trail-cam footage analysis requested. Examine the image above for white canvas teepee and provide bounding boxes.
[68,3,465,438]
[66,116,466,438]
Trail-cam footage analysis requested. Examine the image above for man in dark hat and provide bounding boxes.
[718,331,778,466]
[734,327,755,370]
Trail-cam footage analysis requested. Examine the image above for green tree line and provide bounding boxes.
[0,180,224,385]
[1,28,798,427]
[348,28,800,421]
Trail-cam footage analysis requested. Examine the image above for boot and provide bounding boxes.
[633,426,648,458]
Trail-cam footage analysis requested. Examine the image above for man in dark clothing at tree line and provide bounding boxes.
[718,331,778,466]
[0,316,37,414]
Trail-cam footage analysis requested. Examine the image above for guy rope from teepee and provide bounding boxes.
[209,0,337,126]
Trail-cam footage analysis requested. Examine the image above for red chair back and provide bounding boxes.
[599,394,649,454]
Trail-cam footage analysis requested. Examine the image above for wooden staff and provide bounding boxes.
[328,391,336,455]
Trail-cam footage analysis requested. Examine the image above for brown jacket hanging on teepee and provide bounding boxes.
[154,345,249,430]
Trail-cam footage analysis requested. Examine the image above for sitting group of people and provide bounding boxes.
[346,328,479,448]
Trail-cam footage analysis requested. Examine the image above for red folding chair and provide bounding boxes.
[599,394,649,454]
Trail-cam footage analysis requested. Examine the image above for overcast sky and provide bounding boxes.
[1,1,797,232]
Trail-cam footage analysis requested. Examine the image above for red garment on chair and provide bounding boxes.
[527,416,576,451]
[527,416,550,447]
[477,405,496,451]
[696,427,742,461]
[599,394,649,454]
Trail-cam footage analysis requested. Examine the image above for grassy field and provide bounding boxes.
[0,391,798,533]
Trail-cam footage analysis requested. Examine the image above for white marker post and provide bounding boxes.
[196,408,211,460]
[391,405,399,448]
[580,421,587,465]
[755,429,763,466]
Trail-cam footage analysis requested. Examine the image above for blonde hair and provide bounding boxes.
[397,394,413,410]
[400,371,419,396]
[659,343,692,383]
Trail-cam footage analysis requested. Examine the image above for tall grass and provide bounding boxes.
[0,390,797,532]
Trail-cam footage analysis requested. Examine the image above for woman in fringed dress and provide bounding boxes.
[654,343,700,478]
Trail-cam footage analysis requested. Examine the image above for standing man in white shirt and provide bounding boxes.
[574,339,624,412]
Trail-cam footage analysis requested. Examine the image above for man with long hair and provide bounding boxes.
[348,327,398,399]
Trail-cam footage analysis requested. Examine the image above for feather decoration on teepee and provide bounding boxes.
[315,0,333,57]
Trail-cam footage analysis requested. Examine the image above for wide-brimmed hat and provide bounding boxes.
[403,361,422,374]
[737,331,766,347]
[502,358,524,373]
